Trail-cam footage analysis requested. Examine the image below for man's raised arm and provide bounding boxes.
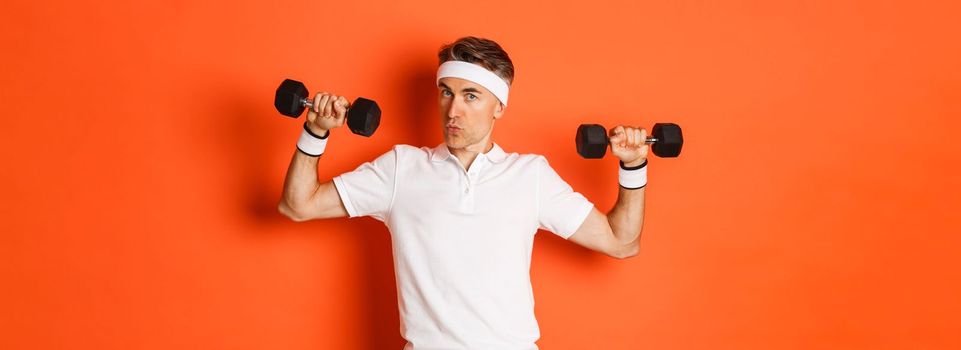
[277,92,351,222]
[567,125,650,258]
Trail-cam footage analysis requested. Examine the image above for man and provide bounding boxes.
[278,36,649,350]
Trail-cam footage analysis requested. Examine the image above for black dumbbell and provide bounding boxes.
[576,123,684,158]
[274,78,381,137]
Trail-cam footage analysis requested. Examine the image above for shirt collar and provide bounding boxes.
[431,142,508,164]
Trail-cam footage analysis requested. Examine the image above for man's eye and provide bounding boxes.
[442,90,452,97]
[467,94,476,100]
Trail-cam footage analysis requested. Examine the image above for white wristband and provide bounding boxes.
[619,159,648,189]
[296,122,328,157]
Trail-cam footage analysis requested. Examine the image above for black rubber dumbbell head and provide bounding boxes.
[346,97,381,137]
[651,123,683,158]
[576,124,609,158]
[275,79,309,117]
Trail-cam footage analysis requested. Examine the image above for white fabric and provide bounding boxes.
[436,61,510,106]
[296,127,327,156]
[618,162,648,188]
[332,143,594,349]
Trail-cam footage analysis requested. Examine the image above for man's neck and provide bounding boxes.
[449,140,493,171]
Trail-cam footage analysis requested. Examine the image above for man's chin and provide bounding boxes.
[443,136,459,147]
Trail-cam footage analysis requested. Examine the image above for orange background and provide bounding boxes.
[2,1,960,349]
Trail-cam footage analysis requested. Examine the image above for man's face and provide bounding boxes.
[438,77,505,149]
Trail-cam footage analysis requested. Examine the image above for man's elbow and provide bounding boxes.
[278,200,310,222]
[610,240,640,259]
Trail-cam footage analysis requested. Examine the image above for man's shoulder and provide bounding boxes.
[501,148,547,162]
[511,151,547,163]
[372,144,433,163]
[388,144,431,156]
[496,148,550,172]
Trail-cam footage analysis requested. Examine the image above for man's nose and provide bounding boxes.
[445,98,465,120]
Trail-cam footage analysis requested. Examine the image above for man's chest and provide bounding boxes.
[389,163,539,228]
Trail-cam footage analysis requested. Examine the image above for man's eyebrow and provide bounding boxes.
[438,82,484,94]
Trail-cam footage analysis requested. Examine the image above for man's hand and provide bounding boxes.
[608,125,649,167]
[306,92,350,136]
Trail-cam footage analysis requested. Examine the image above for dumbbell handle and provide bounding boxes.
[608,127,659,144]
[300,98,352,111]
[612,136,659,144]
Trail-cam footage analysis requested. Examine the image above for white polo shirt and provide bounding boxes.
[332,142,595,350]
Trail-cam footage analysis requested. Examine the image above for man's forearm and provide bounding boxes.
[279,150,322,214]
[607,185,645,254]
[606,155,647,256]
[280,123,330,212]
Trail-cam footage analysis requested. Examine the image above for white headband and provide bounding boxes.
[436,61,510,106]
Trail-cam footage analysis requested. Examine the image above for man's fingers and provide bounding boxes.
[609,125,626,145]
[317,93,331,114]
[336,108,347,126]
[333,96,348,118]
[609,125,625,137]
[313,92,328,113]
[323,95,334,117]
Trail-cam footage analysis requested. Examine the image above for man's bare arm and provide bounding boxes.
[277,149,348,222]
[277,91,352,222]
[606,185,645,255]
[567,125,649,258]
[567,180,645,259]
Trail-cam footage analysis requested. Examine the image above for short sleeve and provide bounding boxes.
[332,147,397,222]
[537,157,595,239]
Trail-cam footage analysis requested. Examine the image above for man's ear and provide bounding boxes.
[493,102,506,120]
